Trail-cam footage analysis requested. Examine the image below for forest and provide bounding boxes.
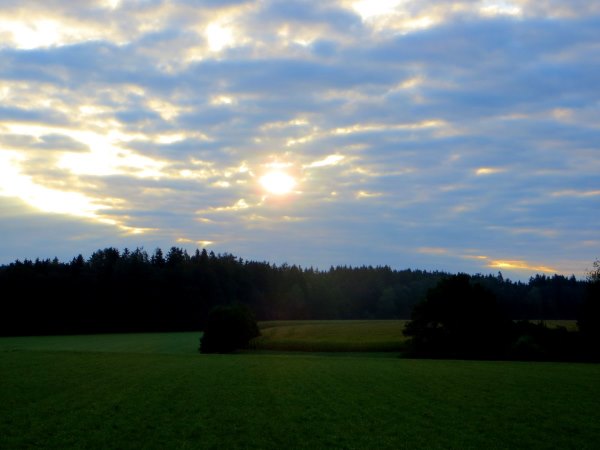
[0,246,590,337]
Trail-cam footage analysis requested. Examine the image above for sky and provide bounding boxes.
[0,0,599,280]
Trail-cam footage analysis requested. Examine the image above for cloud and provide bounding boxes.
[305,154,345,168]
[487,259,557,274]
[0,0,597,279]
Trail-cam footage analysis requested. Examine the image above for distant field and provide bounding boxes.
[253,320,409,352]
[1,334,600,449]
[531,319,578,331]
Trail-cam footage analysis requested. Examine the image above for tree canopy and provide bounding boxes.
[403,275,512,358]
[200,304,260,353]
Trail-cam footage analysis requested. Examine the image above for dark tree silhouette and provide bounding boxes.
[404,274,512,359]
[200,304,260,353]
[578,260,600,359]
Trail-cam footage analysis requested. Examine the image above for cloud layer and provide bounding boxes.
[0,0,598,279]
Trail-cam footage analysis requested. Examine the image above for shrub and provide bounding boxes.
[200,304,260,353]
[510,321,579,361]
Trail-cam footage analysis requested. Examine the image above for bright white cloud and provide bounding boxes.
[480,0,522,16]
[0,18,105,49]
[0,151,105,218]
[352,0,402,20]
[4,124,166,178]
[305,155,345,168]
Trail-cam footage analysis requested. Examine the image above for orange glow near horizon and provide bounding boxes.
[488,259,557,274]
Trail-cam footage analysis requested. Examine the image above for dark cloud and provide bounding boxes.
[258,0,362,30]
[0,106,69,125]
[0,134,38,148]
[35,134,90,152]
[0,197,152,263]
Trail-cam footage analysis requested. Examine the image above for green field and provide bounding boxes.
[0,331,201,354]
[253,320,409,352]
[1,328,600,449]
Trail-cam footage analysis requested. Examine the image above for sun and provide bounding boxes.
[259,171,296,195]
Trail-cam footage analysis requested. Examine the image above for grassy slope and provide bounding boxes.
[253,320,409,352]
[1,332,600,449]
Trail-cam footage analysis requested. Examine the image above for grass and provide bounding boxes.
[1,330,600,449]
[253,320,409,352]
[0,331,201,354]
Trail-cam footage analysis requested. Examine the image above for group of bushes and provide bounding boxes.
[403,273,599,361]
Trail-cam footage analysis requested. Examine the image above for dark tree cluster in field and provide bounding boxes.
[404,275,512,359]
[404,271,600,361]
[578,260,600,359]
[200,304,260,353]
[0,247,591,337]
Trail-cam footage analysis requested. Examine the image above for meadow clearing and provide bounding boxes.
[1,320,598,449]
[253,320,409,352]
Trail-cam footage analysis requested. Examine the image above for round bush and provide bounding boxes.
[200,304,260,353]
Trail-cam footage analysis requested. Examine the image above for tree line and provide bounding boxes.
[0,246,590,336]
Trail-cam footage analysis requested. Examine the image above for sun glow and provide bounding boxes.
[206,23,234,52]
[259,171,296,195]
